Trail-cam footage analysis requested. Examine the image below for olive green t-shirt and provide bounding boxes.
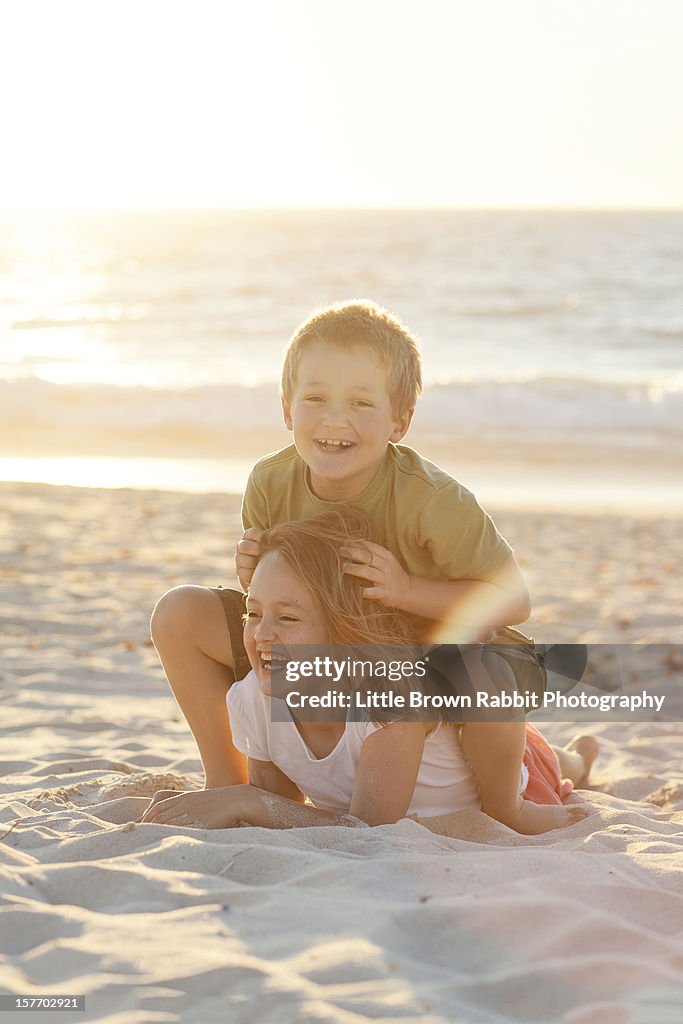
[241,443,512,583]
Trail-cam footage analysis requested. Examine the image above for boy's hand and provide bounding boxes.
[341,541,411,608]
[235,527,264,591]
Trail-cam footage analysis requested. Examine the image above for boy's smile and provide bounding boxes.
[282,341,413,500]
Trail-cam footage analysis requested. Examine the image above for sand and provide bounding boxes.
[1,481,682,1023]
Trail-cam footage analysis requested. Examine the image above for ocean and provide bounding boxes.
[2,209,681,508]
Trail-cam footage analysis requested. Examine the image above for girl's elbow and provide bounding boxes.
[368,813,402,826]
[480,795,523,832]
[353,805,406,827]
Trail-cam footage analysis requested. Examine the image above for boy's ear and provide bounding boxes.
[281,396,293,431]
[390,407,414,443]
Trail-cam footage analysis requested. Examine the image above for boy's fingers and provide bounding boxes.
[237,540,261,558]
[362,586,385,601]
[236,552,259,567]
[340,545,373,566]
[363,541,391,557]
[242,527,264,541]
[343,562,382,582]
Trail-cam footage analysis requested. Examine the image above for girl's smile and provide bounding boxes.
[244,550,330,694]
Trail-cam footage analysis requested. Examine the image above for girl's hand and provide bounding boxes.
[145,788,187,810]
[140,785,254,829]
[341,541,412,607]
[142,782,361,831]
[514,798,591,835]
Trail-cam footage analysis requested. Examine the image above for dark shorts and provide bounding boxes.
[210,587,251,682]
[426,637,587,709]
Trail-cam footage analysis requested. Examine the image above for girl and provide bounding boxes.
[142,511,597,833]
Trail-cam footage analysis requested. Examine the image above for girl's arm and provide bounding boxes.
[460,721,590,835]
[460,720,527,829]
[248,757,306,801]
[142,722,429,830]
[350,720,429,824]
[141,758,360,829]
[224,785,361,829]
[236,721,430,828]
[242,757,361,828]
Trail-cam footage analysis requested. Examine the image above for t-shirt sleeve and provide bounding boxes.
[416,482,513,581]
[241,468,270,531]
[226,677,270,761]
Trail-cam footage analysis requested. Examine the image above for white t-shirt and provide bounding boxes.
[227,670,484,819]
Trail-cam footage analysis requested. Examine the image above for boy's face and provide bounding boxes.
[282,341,412,500]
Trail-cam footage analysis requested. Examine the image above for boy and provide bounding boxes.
[151,301,532,788]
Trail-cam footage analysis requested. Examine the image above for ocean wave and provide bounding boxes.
[3,376,682,458]
[416,378,683,440]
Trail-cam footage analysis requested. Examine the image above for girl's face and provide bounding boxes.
[244,550,330,693]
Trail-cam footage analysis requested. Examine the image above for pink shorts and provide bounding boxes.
[523,724,574,805]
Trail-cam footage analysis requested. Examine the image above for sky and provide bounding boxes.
[1,0,682,209]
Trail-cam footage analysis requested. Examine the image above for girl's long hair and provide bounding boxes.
[258,508,416,646]
[256,510,431,723]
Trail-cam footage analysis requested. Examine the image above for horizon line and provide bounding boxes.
[1,204,683,215]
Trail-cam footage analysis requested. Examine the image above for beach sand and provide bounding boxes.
[1,481,682,1023]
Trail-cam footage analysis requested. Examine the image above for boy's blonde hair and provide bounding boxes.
[281,300,423,416]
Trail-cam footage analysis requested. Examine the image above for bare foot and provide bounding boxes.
[565,735,600,785]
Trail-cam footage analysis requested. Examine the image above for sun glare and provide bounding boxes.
[1,1,682,210]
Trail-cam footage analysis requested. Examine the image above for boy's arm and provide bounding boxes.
[241,469,270,532]
[342,545,531,640]
[235,527,264,591]
[345,478,530,638]
[236,470,270,589]
[403,554,531,635]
